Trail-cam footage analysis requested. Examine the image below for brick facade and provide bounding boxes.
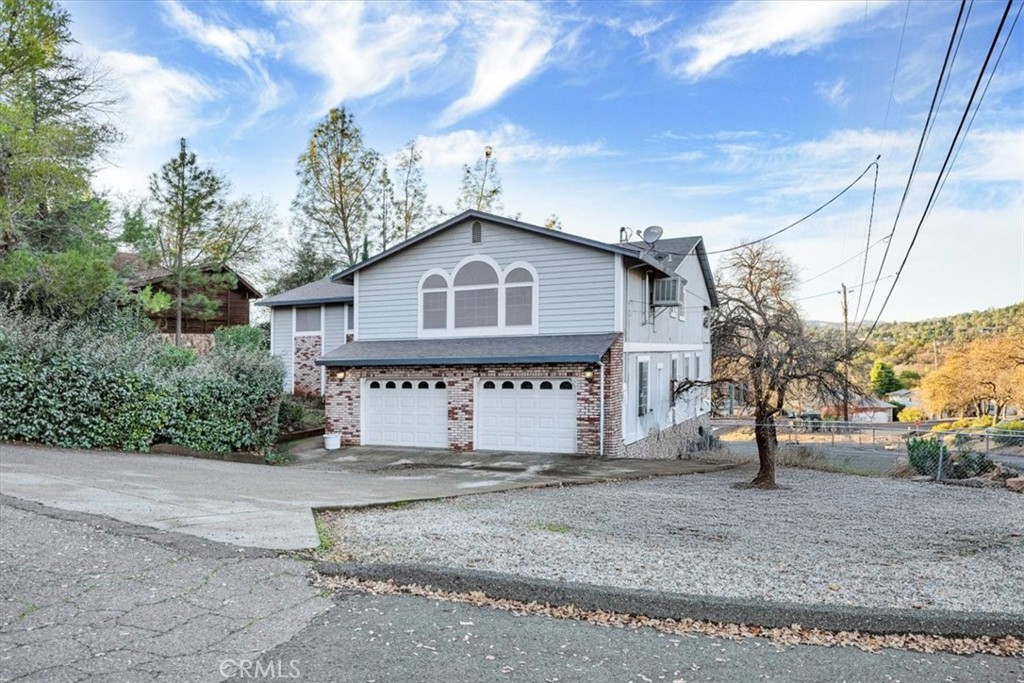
[293,335,323,397]
[324,346,625,456]
[321,333,715,459]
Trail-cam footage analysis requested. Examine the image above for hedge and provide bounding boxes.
[0,306,283,454]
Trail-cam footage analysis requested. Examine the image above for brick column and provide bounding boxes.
[447,376,474,451]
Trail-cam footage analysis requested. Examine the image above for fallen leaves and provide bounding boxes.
[314,572,1024,658]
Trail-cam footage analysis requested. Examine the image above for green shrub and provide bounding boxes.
[0,305,284,454]
[154,344,197,370]
[160,346,284,454]
[278,395,306,431]
[931,418,973,432]
[907,437,948,476]
[947,451,996,479]
[213,325,267,352]
[971,415,995,428]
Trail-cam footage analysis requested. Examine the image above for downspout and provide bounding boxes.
[598,360,605,457]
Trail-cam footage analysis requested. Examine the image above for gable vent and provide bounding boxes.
[471,221,482,243]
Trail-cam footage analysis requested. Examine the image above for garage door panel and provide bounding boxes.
[476,379,577,453]
[363,381,447,448]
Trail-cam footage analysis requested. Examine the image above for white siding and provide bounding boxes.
[271,307,293,391]
[357,219,617,340]
[620,249,714,442]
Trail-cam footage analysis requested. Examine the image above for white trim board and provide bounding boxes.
[624,342,703,353]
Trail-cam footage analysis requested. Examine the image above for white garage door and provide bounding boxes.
[363,379,448,448]
[476,379,577,453]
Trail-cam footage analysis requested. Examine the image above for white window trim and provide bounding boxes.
[637,356,651,418]
[417,256,539,338]
[293,305,324,337]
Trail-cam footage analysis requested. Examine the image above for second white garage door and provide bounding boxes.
[363,379,448,448]
[475,379,577,453]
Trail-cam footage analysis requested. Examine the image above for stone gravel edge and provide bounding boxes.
[316,561,1024,639]
[0,493,279,561]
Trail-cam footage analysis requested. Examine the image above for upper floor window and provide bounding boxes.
[418,258,538,335]
[295,307,321,333]
[422,274,448,330]
[453,261,499,328]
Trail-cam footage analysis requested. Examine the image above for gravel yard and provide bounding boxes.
[323,469,1024,614]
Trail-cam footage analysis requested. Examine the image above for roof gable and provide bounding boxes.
[331,210,651,283]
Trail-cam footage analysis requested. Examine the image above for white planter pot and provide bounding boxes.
[323,433,341,450]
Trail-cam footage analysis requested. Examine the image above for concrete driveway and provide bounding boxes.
[0,442,730,550]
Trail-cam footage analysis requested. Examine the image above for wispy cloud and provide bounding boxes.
[667,0,887,80]
[415,123,606,167]
[268,1,454,114]
[93,50,219,192]
[817,77,850,108]
[160,0,282,126]
[436,2,558,128]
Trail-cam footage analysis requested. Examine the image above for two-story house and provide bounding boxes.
[316,210,717,458]
[257,277,353,397]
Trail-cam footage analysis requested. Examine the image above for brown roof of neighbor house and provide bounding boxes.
[113,252,262,298]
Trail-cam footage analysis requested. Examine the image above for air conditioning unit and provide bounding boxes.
[652,277,685,307]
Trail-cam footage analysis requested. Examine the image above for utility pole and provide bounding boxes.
[841,283,850,424]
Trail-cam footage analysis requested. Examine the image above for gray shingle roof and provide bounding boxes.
[625,237,718,307]
[256,277,353,307]
[315,333,620,367]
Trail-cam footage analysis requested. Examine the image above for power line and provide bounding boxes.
[854,0,969,331]
[800,234,891,286]
[794,273,896,303]
[933,0,1022,208]
[704,158,881,256]
[852,161,880,322]
[859,0,1016,346]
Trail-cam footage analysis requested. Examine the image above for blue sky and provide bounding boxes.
[69,0,1023,323]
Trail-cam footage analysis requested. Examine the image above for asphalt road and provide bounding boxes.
[3,496,1021,682]
[255,591,1022,683]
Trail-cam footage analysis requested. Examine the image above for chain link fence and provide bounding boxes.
[714,420,1024,483]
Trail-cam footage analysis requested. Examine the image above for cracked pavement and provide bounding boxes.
[0,498,331,682]
[1,496,1021,682]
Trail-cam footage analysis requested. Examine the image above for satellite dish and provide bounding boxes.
[641,225,663,246]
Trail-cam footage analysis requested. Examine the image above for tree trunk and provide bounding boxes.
[751,416,778,488]
[175,283,183,347]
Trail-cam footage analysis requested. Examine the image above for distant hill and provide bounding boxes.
[863,302,1024,369]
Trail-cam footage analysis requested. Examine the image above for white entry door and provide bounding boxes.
[475,378,577,453]
[363,379,448,448]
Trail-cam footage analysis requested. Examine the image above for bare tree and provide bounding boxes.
[675,243,847,489]
[393,139,428,241]
[456,146,502,213]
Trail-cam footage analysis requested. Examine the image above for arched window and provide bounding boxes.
[401,381,413,389]
[421,273,448,330]
[453,260,499,328]
[482,380,496,389]
[504,267,535,327]
[418,381,429,389]
[418,258,538,334]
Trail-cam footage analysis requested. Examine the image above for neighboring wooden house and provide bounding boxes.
[315,210,718,458]
[255,278,353,397]
[115,253,262,348]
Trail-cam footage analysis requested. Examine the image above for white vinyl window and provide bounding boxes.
[295,307,321,333]
[637,359,650,416]
[421,274,448,330]
[418,259,538,335]
[504,267,534,326]
[454,261,500,328]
